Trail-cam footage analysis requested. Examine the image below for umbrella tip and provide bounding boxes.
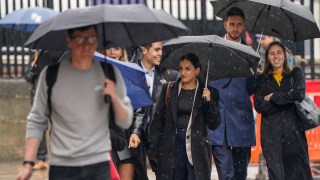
[210,0,218,7]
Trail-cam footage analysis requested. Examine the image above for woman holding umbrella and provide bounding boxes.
[148,53,221,180]
[254,41,312,180]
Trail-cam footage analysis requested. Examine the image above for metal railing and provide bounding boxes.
[0,0,319,79]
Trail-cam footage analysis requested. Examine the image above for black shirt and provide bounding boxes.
[177,88,195,129]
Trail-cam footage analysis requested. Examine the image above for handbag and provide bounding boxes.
[110,153,120,180]
[295,94,320,131]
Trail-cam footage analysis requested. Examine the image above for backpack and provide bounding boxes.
[45,61,116,118]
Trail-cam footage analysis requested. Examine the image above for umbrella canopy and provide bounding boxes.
[211,0,320,42]
[94,52,152,109]
[160,35,259,82]
[24,4,188,50]
[0,7,59,32]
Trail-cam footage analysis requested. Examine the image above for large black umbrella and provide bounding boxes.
[211,0,320,42]
[24,4,188,50]
[160,35,260,85]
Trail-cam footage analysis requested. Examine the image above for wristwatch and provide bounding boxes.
[23,160,35,167]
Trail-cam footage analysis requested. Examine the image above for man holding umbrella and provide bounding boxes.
[17,25,133,180]
[208,7,256,180]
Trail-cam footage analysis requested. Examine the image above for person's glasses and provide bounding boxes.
[70,36,97,45]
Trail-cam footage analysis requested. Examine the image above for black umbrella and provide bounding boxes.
[211,0,320,42]
[160,35,260,86]
[24,4,188,50]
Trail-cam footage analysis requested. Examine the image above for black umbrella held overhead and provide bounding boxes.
[211,0,320,42]
[24,4,188,50]
[160,35,260,86]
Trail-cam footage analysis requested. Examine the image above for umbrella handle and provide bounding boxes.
[256,6,271,52]
[105,95,111,104]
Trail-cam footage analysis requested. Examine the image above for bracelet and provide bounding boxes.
[23,160,35,167]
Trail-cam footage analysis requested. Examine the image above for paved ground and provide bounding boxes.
[0,161,259,180]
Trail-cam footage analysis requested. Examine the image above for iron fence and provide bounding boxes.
[0,0,319,79]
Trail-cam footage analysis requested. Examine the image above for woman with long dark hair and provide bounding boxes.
[254,41,312,180]
[148,53,221,180]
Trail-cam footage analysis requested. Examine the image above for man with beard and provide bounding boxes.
[208,7,256,180]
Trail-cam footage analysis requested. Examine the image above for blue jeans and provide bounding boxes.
[174,129,195,180]
[49,161,110,180]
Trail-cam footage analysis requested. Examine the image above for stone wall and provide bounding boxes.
[0,79,31,161]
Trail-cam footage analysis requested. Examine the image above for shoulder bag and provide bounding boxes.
[295,95,320,131]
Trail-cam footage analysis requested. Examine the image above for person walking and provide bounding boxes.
[25,49,68,170]
[103,46,148,180]
[24,50,48,171]
[148,53,221,180]
[16,25,133,180]
[208,7,256,180]
[131,41,178,171]
[254,41,312,180]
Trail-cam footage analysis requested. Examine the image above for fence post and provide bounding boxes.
[46,0,54,9]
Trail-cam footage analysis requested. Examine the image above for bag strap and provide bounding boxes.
[46,62,60,119]
[165,81,174,105]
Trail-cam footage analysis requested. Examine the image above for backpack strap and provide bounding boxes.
[165,81,174,105]
[100,62,117,123]
[46,62,60,119]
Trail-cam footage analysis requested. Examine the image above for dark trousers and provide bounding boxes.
[262,128,312,180]
[49,161,110,180]
[37,132,47,161]
[212,135,251,180]
[174,129,195,180]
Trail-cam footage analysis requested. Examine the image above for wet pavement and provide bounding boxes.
[0,161,259,180]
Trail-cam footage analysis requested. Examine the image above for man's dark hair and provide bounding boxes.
[67,25,97,37]
[225,7,245,20]
[141,41,164,51]
[141,43,152,50]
